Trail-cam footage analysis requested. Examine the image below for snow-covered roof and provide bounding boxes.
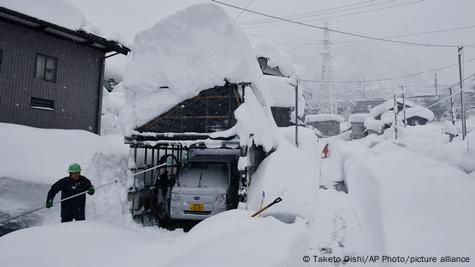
[349,113,369,123]
[404,106,435,121]
[261,75,305,115]
[0,0,129,51]
[253,41,295,77]
[306,114,344,123]
[122,4,271,130]
[364,117,382,132]
[0,0,85,30]
[369,98,416,118]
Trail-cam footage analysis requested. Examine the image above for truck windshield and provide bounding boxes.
[178,162,229,187]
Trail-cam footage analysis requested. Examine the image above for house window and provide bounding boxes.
[35,54,57,82]
[30,97,54,111]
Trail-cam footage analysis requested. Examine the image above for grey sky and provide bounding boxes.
[73,0,475,97]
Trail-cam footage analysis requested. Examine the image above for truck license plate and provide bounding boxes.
[189,203,204,212]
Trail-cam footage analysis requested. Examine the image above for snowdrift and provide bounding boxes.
[0,123,127,184]
[122,3,272,130]
[247,143,319,221]
[0,210,309,267]
[345,139,475,259]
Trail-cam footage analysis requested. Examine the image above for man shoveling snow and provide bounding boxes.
[46,163,95,223]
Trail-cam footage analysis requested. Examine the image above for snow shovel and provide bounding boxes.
[0,179,119,225]
[251,197,282,217]
[0,163,169,225]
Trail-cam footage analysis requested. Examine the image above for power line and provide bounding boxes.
[299,57,475,84]
[212,0,473,48]
[243,0,422,29]
[234,0,255,21]
[240,0,396,26]
[275,24,475,46]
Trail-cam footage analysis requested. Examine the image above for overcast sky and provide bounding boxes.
[73,0,475,97]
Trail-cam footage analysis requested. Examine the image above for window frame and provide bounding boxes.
[30,97,55,111]
[35,53,58,82]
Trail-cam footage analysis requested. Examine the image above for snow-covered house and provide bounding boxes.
[261,75,304,127]
[349,113,369,139]
[305,114,344,137]
[371,98,434,127]
[0,2,129,134]
[370,98,416,120]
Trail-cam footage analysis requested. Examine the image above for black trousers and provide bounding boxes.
[61,212,85,223]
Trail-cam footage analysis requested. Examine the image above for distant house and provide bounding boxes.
[257,57,305,127]
[349,113,369,139]
[306,114,343,137]
[350,98,385,113]
[0,6,129,134]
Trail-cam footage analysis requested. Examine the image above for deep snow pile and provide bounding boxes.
[0,123,127,184]
[369,98,416,118]
[306,114,344,123]
[348,113,369,123]
[247,143,319,221]
[344,138,475,259]
[121,3,273,131]
[0,0,85,30]
[0,123,130,227]
[262,75,304,115]
[253,41,295,77]
[385,122,475,175]
[0,0,126,44]
[0,210,309,267]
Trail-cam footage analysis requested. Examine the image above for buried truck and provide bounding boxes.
[125,83,267,227]
[169,153,240,221]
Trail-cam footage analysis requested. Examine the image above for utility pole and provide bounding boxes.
[448,87,455,125]
[458,46,467,140]
[401,85,406,127]
[295,79,299,147]
[434,73,438,96]
[393,90,398,140]
[320,21,335,113]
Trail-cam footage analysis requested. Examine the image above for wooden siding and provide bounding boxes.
[0,20,104,133]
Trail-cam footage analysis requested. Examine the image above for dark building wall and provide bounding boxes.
[0,20,104,133]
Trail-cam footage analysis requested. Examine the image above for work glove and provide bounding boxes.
[46,199,53,209]
[87,186,95,195]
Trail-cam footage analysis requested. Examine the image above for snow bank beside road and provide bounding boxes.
[0,210,309,267]
[345,140,475,259]
[247,143,319,221]
[0,123,128,184]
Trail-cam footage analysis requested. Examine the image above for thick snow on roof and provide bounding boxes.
[253,41,295,77]
[262,75,305,115]
[369,98,416,118]
[0,0,85,30]
[306,114,344,123]
[364,117,382,132]
[0,0,128,45]
[122,4,271,130]
[404,106,435,121]
[349,113,369,123]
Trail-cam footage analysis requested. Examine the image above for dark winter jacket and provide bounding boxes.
[47,176,94,218]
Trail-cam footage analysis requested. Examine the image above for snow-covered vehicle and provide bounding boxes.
[169,155,239,221]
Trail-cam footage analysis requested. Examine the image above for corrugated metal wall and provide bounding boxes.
[0,20,104,133]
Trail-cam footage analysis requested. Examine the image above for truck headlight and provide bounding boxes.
[216,193,226,203]
[171,192,179,201]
